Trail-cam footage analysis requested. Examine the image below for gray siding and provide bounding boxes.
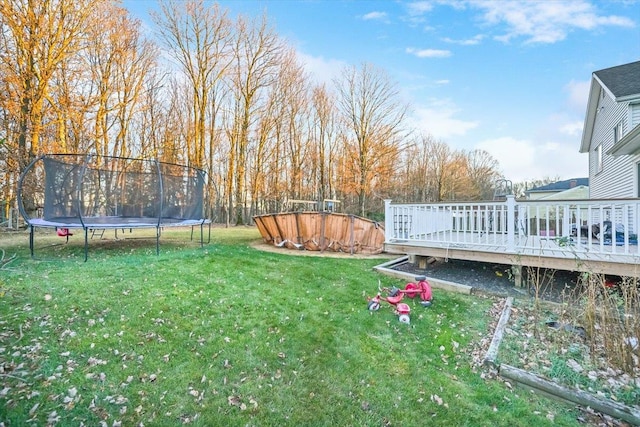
[589,88,637,198]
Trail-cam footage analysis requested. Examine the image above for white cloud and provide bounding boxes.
[476,137,535,180]
[297,52,347,85]
[470,0,635,44]
[476,136,587,182]
[559,121,584,137]
[406,47,452,58]
[564,79,591,114]
[435,79,450,85]
[442,34,485,45]
[411,99,479,139]
[362,11,388,21]
[406,1,435,15]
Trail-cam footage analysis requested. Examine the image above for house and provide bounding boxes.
[538,184,589,200]
[579,60,640,198]
[379,61,640,280]
[525,178,588,200]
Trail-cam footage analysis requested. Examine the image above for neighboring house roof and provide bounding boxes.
[526,178,589,194]
[539,185,589,200]
[580,60,640,154]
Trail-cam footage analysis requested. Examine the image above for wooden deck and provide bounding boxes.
[384,198,640,278]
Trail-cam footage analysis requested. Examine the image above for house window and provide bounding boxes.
[596,144,603,173]
[637,163,640,197]
[632,104,640,128]
[614,121,623,143]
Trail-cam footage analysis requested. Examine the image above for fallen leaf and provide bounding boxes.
[29,402,39,416]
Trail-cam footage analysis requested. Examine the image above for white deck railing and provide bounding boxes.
[384,197,640,258]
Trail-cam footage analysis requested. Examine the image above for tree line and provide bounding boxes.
[0,0,507,225]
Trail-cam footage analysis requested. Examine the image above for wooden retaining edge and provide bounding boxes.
[484,296,640,426]
[499,365,640,426]
[374,256,409,270]
[483,296,514,367]
[373,257,473,295]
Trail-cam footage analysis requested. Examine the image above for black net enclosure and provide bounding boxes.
[18,154,210,260]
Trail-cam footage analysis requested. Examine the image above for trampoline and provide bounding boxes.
[18,153,211,260]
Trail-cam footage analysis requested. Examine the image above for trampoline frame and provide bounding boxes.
[18,153,211,261]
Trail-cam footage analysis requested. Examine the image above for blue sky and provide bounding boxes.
[124,0,640,182]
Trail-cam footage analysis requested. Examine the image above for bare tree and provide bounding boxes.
[465,149,502,200]
[0,0,95,170]
[134,68,169,159]
[334,62,409,216]
[153,0,233,169]
[310,83,339,205]
[276,48,310,200]
[421,135,454,202]
[85,2,158,159]
[226,13,283,225]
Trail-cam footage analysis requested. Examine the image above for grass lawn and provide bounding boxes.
[0,227,584,426]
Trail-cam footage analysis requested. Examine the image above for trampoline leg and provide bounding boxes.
[29,225,35,258]
[198,222,211,246]
[156,227,160,255]
[84,228,88,262]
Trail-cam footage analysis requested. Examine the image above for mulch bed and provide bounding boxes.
[393,258,583,303]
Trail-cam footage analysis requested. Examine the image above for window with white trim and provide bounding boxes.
[596,144,603,173]
[631,104,640,128]
[614,121,623,143]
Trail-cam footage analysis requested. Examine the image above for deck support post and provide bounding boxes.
[511,265,523,287]
[408,255,436,269]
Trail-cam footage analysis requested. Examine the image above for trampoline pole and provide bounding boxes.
[84,228,88,262]
[156,226,160,255]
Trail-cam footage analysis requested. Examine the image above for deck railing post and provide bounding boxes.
[506,195,515,252]
[562,205,570,237]
[384,199,392,241]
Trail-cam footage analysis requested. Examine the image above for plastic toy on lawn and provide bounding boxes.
[366,276,433,324]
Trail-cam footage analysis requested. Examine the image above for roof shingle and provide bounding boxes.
[594,60,640,99]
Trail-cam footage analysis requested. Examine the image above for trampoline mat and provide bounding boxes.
[29,216,206,229]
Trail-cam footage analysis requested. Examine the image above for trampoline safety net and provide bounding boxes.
[18,153,209,260]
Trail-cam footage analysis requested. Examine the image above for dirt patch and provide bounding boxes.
[393,258,583,303]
